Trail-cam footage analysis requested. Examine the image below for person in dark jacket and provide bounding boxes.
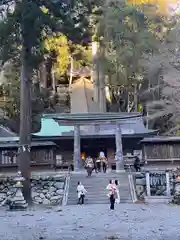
[134,155,141,172]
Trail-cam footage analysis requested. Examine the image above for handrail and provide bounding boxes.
[128,166,137,203]
[62,171,71,206]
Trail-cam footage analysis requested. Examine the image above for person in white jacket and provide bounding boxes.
[106,180,117,210]
[77,182,87,205]
[115,180,120,204]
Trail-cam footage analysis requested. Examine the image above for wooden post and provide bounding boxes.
[146,171,151,197]
[115,123,124,172]
[73,125,81,171]
[166,170,171,197]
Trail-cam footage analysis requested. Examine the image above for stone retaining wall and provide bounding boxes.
[0,174,66,205]
[134,173,146,200]
[135,172,174,200]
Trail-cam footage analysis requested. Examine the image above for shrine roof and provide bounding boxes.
[0,141,56,149]
[33,114,156,138]
[141,136,180,143]
[43,112,142,123]
[0,125,17,138]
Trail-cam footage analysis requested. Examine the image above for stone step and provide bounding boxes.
[68,190,130,194]
[67,200,132,205]
[67,173,132,205]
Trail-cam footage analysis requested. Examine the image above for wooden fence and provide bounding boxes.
[143,143,180,161]
[0,148,56,169]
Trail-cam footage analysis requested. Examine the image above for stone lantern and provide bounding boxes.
[9,171,28,210]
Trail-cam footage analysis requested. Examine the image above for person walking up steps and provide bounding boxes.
[102,157,108,173]
[96,158,101,172]
[106,180,117,210]
[77,182,87,205]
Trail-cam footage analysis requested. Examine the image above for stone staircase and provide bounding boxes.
[67,172,132,205]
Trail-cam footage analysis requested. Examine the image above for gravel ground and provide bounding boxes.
[0,204,180,240]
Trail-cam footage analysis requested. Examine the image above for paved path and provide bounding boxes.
[0,204,180,240]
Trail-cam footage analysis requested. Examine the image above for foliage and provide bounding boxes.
[95,0,160,111]
[0,0,92,121]
[44,34,70,76]
[144,12,180,133]
[0,61,57,132]
[0,0,91,68]
[127,0,178,13]
[44,33,92,77]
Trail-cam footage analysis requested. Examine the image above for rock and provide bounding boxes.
[43,199,50,204]
[39,193,45,199]
[36,189,42,193]
[41,176,48,181]
[136,185,144,196]
[7,191,13,196]
[0,185,4,190]
[50,192,55,197]
[49,187,56,193]
[175,184,180,193]
[46,193,51,199]
[54,182,64,189]
[32,192,39,198]
[56,189,64,195]
[156,188,166,196]
[42,189,48,194]
[1,188,8,193]
[50,196,61,201]
[31,176,40,181]
[47,182,54,187]
[0,193,6,199]
[34,197,43,204]
[52,175,64,181]
[55,206,62,212]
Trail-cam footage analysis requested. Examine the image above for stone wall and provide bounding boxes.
[0,174,66,205]
[135,171,174,200]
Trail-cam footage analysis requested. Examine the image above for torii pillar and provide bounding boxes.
[73,125,81,171]
[115,122,124,172]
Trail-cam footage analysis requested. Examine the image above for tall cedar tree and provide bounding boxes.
[0,0,90,203]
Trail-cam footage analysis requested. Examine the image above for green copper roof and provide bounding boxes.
[33,118,73,137]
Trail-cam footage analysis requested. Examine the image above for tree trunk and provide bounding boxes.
[134,83,138,112]
[19,49,32,204]
[39,61,47,90]
[69,56,73,90]
[92,41,99,105]
[99,41,106,112]
[51,70,56,94]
